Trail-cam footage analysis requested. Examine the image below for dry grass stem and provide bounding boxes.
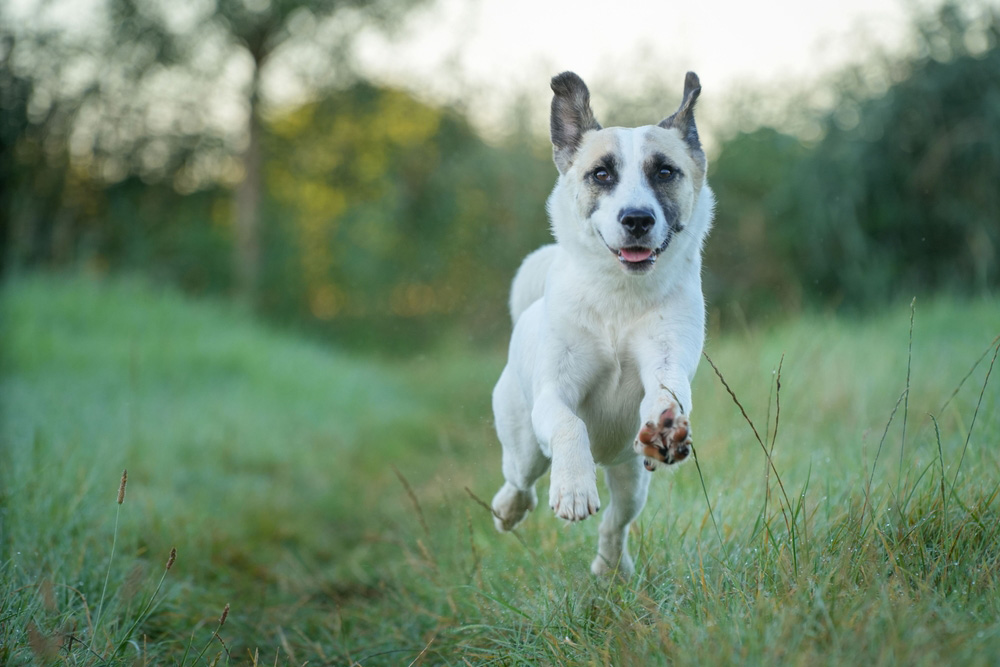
[703,352,795,545]
[393,465,430,538]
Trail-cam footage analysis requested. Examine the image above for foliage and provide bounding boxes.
[1,1,998,348]
[261,83,553,345]
[703,128,808,326]
[710,1,1000,322]
[788,2,999,309]
[2,275,999,664]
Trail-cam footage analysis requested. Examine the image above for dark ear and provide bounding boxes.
[659,71,702,153]
[550,71,601,174]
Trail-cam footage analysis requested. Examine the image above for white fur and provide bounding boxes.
[491,121,715,577]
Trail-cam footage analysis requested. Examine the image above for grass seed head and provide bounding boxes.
[117,469,127,504]
[166,547,177,570]
[219,603,230,627]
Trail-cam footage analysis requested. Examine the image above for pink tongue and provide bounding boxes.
[620,247,653,262]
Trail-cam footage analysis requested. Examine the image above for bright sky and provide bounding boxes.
[351,0,936,137]
[5,0,966,147]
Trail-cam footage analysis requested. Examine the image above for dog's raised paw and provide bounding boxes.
[635,405,692,469]
[549,478,600,522]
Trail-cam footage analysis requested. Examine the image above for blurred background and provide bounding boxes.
[2,0,997,351]
[3,1,1000,662]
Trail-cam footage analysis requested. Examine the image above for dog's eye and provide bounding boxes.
[657,166,675,181]
[594,168,612,183]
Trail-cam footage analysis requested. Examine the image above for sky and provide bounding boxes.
[4,0,974,150]
[347,0,940,137]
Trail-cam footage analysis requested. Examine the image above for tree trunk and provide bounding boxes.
[234,67,262,306]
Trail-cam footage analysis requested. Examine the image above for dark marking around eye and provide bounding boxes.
[644,152,684,231]
[645,152,683,185]
[590,153,620,185]
[583,152,621,218]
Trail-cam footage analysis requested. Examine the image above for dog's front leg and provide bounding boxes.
[633,340,697,471]
[532,388,600,521]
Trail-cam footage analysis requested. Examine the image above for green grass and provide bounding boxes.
[1,274,998,665]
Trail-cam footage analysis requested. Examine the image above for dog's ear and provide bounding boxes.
[550,72,601,174]
[659,72,703,156]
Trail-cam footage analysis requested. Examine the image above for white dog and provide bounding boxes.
[490,71,715,576]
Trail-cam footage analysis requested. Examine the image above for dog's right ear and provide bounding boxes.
[550,72,601,174]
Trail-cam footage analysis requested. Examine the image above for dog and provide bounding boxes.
[490,71,715,576]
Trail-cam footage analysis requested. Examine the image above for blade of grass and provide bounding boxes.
[939,332,1000,414]
[689,442,725,556]
[896,298,916,502]
[860,389,906,537]
[92,468,127,652]
[951,337,999,488]
[110,548,177,660]
[703,352,797,574]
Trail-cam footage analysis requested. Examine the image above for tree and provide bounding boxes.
[1,0,427,299]
[109,0,429,304]
[780,1,1000,308]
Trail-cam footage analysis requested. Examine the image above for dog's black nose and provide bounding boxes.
[619,208,655,237]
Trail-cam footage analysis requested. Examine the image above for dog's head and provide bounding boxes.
[548,71,708,274]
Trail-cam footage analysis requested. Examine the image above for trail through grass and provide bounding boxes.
[1,274,998,665]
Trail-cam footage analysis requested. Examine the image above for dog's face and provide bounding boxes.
[549,72,707,274]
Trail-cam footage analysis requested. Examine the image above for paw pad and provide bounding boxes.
[636,406,692,470]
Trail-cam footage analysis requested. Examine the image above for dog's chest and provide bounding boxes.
[575,330,645,465]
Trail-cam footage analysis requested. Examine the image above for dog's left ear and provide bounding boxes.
[659,72,703,156]
[550,72,602,174]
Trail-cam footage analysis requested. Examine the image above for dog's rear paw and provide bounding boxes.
[635,405,692,471]
[591,551,635,578]
[549,478,600,522]
[491,483,537,532]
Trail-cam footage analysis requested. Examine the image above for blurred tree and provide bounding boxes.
[704,128,808,328]
[262,82,553,347]
[705,1,999,322]
[777,1,1000,309]
[0,0,429,299]
[0,24,87,271]
[5,0,994,350]
[101,0,430,305]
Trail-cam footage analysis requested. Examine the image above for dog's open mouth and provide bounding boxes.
[613,238,670,271]
[619,246,655,264]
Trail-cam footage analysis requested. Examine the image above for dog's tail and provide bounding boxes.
[509,244,558,323]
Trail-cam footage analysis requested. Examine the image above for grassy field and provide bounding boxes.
[1,274,999,666]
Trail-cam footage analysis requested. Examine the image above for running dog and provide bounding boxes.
[490,71,715,576]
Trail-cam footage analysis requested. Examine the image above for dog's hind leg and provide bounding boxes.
[591,456,650,577]
[491,367,550,532]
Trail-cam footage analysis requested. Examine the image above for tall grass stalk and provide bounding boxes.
[704,351,799,575]
[91,468,127,651]
[110,547,177,660]
[759,356,784,559]
[951,337,999,487]
[183,603,231,667]
[896,298,916,502]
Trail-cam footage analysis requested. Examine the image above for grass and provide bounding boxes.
[1,273,998,665]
